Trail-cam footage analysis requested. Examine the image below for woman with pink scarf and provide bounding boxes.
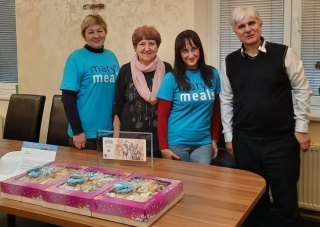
[113,25,172,158]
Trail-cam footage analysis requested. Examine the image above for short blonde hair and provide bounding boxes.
[81,14,107,40]
[230,6,262,32]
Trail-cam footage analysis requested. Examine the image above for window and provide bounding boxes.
[218,1,284,70]
[300,0,320,96]
[210,0,320,115]
[0,0,18,99]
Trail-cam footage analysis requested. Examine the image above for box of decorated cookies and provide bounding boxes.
[90,174,184,227]
[1,162,84,204]
[42,167,131,215]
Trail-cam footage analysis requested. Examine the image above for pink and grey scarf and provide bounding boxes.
[130,55,166,105]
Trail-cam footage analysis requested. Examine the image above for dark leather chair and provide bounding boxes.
[46,95,69,146]
[3,94,46,142]
[211,121,237,168]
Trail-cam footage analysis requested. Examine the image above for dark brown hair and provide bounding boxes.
[173,29,214,92]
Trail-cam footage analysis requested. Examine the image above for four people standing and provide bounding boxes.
[59,11,313,226]
[220,6,312,227]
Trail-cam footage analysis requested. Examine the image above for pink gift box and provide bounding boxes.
[42,167,131,215]
[0,178,24,201]
[90,174,183,226]
[1,161,85,204]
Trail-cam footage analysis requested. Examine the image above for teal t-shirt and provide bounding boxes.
[157,68,220,146]
[60,47,119,139]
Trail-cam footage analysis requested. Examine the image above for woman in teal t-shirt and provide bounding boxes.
[60,14,119,150]
[157,30,221,165]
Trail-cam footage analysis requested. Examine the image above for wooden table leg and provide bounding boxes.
[7,214,15,227]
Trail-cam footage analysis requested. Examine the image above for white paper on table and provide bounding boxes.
[18,141,58,170]
[0,152,24,181]
[0,142,58,181]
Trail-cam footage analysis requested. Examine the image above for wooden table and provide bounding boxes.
[0,139,265,227]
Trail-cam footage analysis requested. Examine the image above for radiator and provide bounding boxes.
[298,144,320,211]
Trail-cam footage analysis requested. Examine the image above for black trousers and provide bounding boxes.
[233,132,300,227]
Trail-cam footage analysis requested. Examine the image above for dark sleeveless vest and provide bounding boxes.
[225,42,295,136]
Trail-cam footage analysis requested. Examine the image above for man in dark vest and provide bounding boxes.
[220,5,312,227]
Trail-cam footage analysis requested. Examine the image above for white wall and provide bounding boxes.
[0,0,211,143]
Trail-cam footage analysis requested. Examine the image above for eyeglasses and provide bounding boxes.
[180,47,200,56]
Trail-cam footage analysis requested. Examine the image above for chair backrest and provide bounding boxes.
[46,95,69,146]
[3,94,46,142]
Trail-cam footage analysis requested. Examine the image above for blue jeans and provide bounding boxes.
[168,144,212,165]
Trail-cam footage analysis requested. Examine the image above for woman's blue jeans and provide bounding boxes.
[168,144,212,165]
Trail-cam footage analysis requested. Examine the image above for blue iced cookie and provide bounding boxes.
[67,178,85,186]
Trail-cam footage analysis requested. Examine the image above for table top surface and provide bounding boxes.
[0,139,266,227]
